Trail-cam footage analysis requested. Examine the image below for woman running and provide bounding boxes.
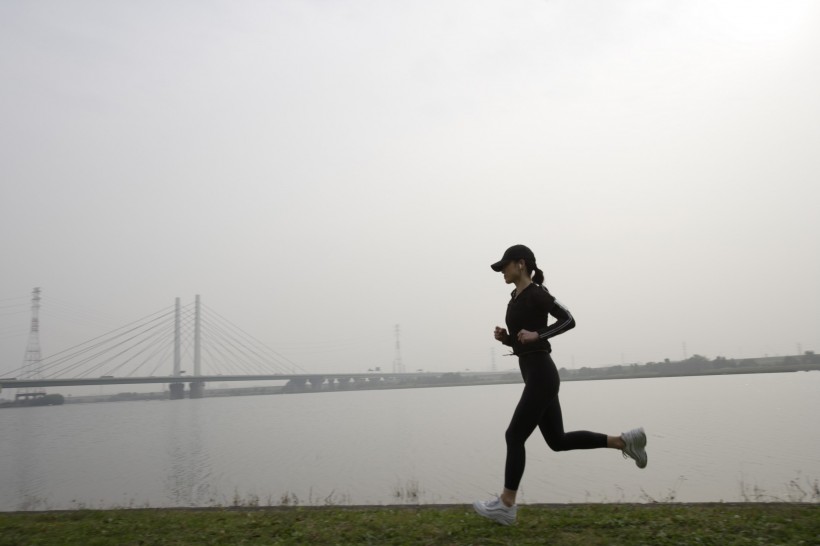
[473,244,647,526]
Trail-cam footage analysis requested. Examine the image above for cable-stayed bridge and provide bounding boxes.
[1,295,494,400]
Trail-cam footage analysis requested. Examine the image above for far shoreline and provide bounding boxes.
[2,353,817,406]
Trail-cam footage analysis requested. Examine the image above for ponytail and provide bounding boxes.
[524,257,545,285]
[532,267,545,285]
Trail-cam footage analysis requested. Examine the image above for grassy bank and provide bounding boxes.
[1,504,818,545]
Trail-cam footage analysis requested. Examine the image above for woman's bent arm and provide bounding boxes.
[537,300,575,340]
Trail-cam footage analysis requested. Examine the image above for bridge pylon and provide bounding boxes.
[168,295,206,400]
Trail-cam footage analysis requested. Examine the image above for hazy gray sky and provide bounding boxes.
[2,0,818,379]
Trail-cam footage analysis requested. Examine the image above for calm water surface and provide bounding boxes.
[1,372,818,510]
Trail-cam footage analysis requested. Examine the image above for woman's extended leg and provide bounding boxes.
[537,393,648,467]
[537,395,608,451]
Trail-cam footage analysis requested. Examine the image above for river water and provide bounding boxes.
[1,372,818,511]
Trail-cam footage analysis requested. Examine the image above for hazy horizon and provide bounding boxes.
[2,1,818,384]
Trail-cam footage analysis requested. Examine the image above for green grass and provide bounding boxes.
[1,504,818,545]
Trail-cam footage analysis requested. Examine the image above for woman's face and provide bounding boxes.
[501,259,526,284]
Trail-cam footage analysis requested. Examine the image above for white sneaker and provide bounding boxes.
[621,427,648,468]
[473,496,517,526]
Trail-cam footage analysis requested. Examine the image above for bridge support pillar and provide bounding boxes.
[189,381,205,399]
[169,382,185,400]
[284,378,307,392]
[308,376,325,391]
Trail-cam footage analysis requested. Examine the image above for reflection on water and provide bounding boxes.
[165,400,214,506]
[0,372,818,510]
[7,411,51,510]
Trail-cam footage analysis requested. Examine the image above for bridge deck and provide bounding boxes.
[0,372,510,389]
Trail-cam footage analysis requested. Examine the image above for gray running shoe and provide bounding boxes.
[473,496,518,526]
[621,427,648,468]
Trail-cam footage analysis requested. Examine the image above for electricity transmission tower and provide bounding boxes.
[19,287,45,399]
[393,324,405,373]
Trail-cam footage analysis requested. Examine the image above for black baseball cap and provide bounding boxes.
[490,244,535,271]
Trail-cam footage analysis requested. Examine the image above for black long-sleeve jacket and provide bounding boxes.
[502,283,576,355]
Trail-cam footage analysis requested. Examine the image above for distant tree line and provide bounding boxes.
[559,351,819,381]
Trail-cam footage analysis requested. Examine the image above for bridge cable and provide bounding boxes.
[200,334,254,376]
[125,331,176,377]
[201,304,305,373]
[199,322,265,376]
[4,305,175,378]
[199,319,276,375]
[146,339,177,377]
[202,303,303,371]
[90,324,178,377]
[49,311,178,379]
[41,313,176,379]
[199,316,293,376]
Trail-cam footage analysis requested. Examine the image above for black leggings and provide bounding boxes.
[504,352,608,491]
